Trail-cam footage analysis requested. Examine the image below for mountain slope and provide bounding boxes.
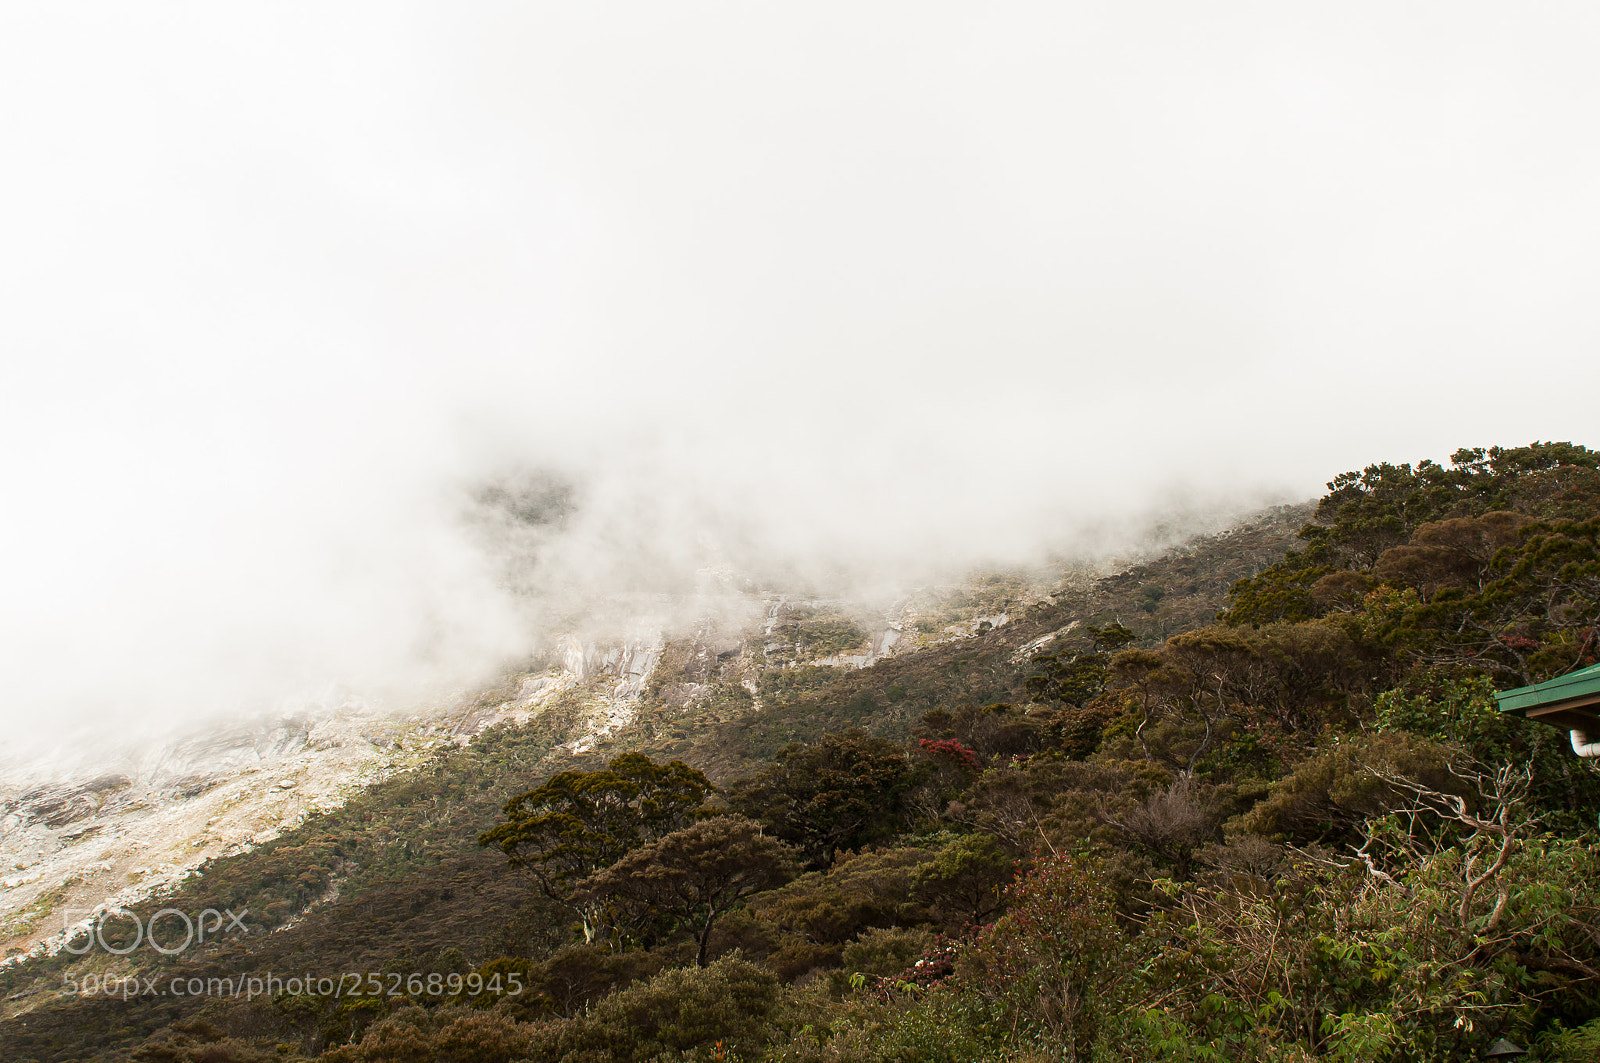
[0,503,1310,1060]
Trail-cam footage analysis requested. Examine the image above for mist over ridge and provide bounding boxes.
[3,3,1599,756]
[0,417,1295,766]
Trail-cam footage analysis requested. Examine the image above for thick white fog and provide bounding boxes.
[3,3,1598,755]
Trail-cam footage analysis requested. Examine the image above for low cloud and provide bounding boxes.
[3,3,1597,756]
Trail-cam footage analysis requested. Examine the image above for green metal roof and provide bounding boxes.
[1496,662,1600,716]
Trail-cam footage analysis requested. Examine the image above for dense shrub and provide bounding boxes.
[522,955,779,1063]
[319,1005,531,1063]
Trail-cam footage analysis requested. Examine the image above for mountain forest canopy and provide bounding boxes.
[4,440,1600,1061]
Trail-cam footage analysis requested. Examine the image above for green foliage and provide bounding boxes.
[1232,731,1460,844]
[954,851,1124,1060]
[1217,558,1331,627]
[1222,442,1600,627]
[767,984,1007,1063]
[479,751,713,902]
[793,618,872,657]
[1022,622,1138,760]
[481,944,670,1020]
[736,844,940,979]
[523,954,780,1063]
[1388,515,1600,686]
[726,730,917,867]
[1027,622,1136,708]
[1538,1017,1600,1061]
[914,702,1042,767]
[1375,670,1600,833]
[839,926,935,978]
[1164,619,1375,736]
[131,1020,290,1062]
[761,665,849,705]
[760,610,872,667]
[580,815,799,965]
[319,1004,532,1063]
[910,832,1014,928]
[703,507,1308,771]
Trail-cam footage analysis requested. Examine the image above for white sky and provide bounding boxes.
[2,3,1598,751]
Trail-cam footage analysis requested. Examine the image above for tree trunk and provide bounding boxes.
[696,911,716,967]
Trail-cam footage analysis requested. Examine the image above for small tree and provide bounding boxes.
[478,752,713,908]
[725,729,914,866]
[580,815,798,966]
[957,850,1123,1061]
[912,832,1014,928]
[1026,622,1137,710]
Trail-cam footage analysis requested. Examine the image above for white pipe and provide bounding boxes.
[1571,730,1600,758]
